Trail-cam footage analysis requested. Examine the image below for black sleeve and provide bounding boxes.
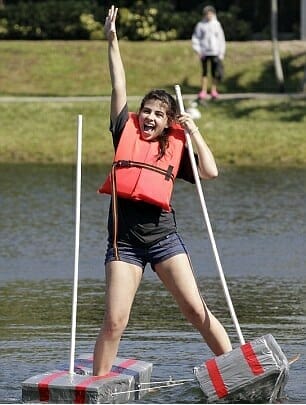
[177,147,198,184]
[109,103,129,150]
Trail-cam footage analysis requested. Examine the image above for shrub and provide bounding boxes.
[218,6,252,41]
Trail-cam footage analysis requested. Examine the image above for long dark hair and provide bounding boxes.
[139,89,178,160]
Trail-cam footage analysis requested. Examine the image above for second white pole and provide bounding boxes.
[174,85,245,345]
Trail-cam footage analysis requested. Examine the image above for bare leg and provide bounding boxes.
[201,76,208,93]
[155,254,232,355]
[211,78,218,93]
[211,77,220,98]
[93,261,143,375]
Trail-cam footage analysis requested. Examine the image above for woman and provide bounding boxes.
[93,5,232,376]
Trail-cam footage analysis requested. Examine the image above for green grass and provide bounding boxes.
[202,98,306,167]
[0,40,305,167]
[0,102,112,164]
[1,98,305,167]
[0,40,305,95]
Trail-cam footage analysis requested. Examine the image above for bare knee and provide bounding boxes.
[183,304,207,329]
[101,315,128,339]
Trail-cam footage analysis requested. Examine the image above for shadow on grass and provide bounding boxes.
[207,98,306,123]
[166,51,305,95]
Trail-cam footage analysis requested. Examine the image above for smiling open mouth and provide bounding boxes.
[143,123,155,133]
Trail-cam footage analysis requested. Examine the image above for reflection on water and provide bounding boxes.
[1,164,305,403]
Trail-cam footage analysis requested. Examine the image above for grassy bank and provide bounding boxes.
[0,40,305,95]
[0,40,305,167]
[1,98,305,167]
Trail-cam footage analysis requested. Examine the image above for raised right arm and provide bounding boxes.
[104,6,127,123]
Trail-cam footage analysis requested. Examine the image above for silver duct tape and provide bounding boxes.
[22,356,153,404]
[194,334,289,403]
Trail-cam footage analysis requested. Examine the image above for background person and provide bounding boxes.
[192,5,226,100]
[93,5,232,376]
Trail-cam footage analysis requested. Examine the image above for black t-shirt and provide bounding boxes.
[107,104,196,247]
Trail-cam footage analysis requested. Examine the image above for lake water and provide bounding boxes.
[1,164,305,403]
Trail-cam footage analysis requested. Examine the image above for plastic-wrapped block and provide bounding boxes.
[74,354,153,400]
[194,334,289,403]
[22,357,153,404]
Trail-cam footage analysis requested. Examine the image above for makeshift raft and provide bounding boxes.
[22,354,153,404]
[194,334,289,403]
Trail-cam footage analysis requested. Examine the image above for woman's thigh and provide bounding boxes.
[104,260,143,321]
[154,254,205,314]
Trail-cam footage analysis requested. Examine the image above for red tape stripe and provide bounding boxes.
[74,358,138,404]
[38,371,68,402]
[205,358,228,398]
[241,342,265,375]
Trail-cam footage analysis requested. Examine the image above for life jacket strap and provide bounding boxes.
[114,160,174,181]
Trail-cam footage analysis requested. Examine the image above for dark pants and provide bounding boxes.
[201,55,223,81]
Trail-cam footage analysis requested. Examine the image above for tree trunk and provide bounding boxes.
[271,0,285,92]
[303,59,306,93]
[302,0,306,92]
[301,0,306,40]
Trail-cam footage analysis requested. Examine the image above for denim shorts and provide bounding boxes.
[105,232,188,271]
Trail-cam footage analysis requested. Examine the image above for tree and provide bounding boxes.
[301,0,306,92]
[271,0,285,92]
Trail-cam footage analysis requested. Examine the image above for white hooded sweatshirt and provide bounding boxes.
[192,16,226,59]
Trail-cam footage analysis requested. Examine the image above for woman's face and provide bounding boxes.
[205,11,214,21]
[138,99,169,141]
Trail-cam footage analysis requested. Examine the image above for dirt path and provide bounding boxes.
[0,93,305,103]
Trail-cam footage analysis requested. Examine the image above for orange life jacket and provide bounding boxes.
[99,113,186,211]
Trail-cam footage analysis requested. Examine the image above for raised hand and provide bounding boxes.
[104,5,118,41]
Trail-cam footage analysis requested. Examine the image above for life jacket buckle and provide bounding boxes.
[165,165,174,181]
[114,160,131,168]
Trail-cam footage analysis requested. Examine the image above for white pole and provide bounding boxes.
[174,85,245,345]
[69,114,83,375]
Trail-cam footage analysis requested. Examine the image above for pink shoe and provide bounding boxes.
[211,89,219,99]
[198,90,208,100]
